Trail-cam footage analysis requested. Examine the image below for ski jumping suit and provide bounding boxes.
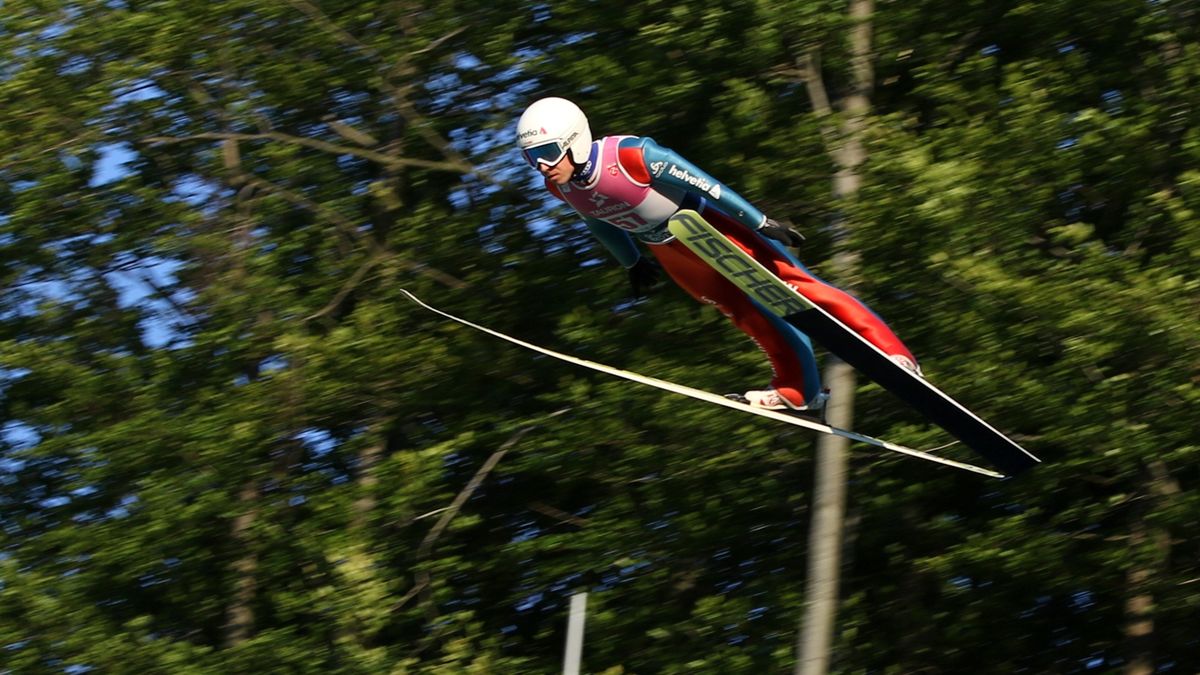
[546,135,915,407]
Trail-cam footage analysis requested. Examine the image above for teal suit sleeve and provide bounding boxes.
[635,137,766,230]
[584,216,641,268]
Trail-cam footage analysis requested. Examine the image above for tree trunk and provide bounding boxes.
[796,360,854,675]
[223,479,259,647]
[1123,558,1153,675]
[795,1,874,673]
[1122,461,1180,675]
[353,436,385,530]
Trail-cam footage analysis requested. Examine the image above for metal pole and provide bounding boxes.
[562,592,588,675]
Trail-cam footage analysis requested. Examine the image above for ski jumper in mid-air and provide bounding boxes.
[516,97,919,414]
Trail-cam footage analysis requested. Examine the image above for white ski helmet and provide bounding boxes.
[516,97,592,169]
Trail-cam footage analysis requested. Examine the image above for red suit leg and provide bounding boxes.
[703,210,917,363]
[648,239,814,407]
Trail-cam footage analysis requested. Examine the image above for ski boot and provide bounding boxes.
[726,388,831,423]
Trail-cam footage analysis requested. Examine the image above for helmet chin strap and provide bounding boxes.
[571,142,600,180]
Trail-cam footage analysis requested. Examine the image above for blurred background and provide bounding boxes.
[2,0,1197,672]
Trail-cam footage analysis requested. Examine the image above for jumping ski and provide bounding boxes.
[667,209,1041,476]
[401,290,1005,478]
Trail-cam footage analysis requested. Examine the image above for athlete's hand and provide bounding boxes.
[759,218,806,247]
[627,257,662,297]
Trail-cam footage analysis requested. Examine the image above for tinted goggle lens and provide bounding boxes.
[523,140,567,168]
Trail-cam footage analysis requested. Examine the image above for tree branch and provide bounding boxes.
[222,171,469,305]
[324,117,380,147]
[528,501,590,528]
[285,0,381,59]
[143,131,472,173]
[409,410,570,619]
[283,0,478,177]
[303,251,387,323]
[796,49,839,157]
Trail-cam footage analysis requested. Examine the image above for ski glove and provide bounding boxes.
[627,256,662,297]
[759,218,806,247]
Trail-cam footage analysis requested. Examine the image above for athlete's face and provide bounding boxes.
[538,153,575,185]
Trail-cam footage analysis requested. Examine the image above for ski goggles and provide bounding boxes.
[522,139,569,168]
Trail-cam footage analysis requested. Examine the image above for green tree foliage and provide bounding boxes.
[2,0,1197,673]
